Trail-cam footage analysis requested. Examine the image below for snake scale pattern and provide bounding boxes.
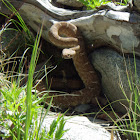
[48,22,100,108]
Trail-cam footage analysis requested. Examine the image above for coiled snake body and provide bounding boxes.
[48,22,100,107]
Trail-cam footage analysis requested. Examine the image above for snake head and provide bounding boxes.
[62,48,76,59]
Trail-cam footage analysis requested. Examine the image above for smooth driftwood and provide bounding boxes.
[1,0,140,56]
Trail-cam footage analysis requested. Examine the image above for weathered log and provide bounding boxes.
[1,0,140,56]
[56,0,84,7]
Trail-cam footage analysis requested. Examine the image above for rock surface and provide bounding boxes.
[134,0,140,11]
[90,48,140,113]
[74,104,91,113]
[42,113,120,140]
[0,29,33,56]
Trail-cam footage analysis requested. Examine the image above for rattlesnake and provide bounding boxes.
[48,22,100,107]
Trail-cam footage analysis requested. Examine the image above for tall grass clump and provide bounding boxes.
[96,52,140,140]
[0,1,67,139]
[1,0,33,41]
[0,31,67,139]
[118,53,140,139]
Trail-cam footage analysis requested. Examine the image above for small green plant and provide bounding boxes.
[0,1,67,140]
[78,0,111,9]
[0,73,67,139]
[78,0,130,10]
[0,81,26,139]
[45,114,68,139]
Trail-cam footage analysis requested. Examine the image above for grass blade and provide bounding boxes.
[24,25,42,140]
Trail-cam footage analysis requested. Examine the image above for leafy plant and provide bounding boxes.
[78,0,111,9]
[46,114,68,140]
[0,81,26,139]
[78,0,130,10]
[0,1,67,140]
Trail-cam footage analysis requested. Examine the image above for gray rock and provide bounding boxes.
[1,30,19,54]
[74,104,91,113]
[0,30,33,56]
[42,114,120,140]
[134,0,140,11]
[90,48,140,113]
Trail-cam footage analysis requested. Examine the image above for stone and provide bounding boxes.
[74,104,91,113]
[134,0,140,11]
[0,29,33,56]
[90,48,140,113]
[42,114,119,140]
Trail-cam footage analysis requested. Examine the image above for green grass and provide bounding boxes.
[24,22,42,140]
[118,52,140,139]
[1,0,138,139]
[95,52,140,140]
[0,1,67,140]
[1,0,33,41]
[78,0,130,10]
